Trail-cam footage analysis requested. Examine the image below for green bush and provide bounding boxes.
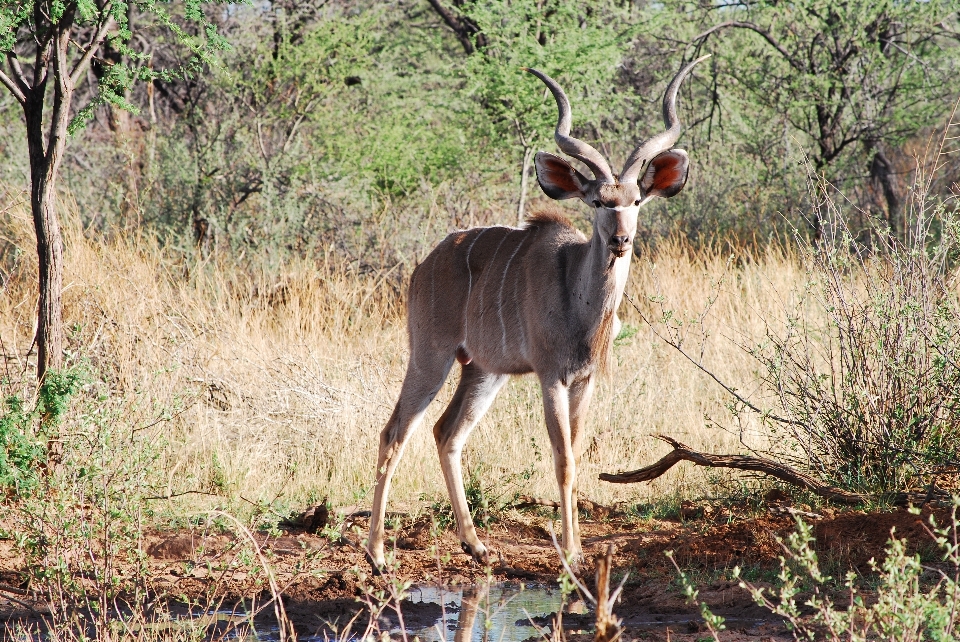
[0,395,45,494]
[675,499,960,641]
[741,505,960,641]
[4,367,165,637]
[0,368,83,496]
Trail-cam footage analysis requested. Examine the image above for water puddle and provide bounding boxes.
[158,583,566,641]
[403,583,566,642]
[144,584,771,641]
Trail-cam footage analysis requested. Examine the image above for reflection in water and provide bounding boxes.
[404,583,564,642]
[153,584,565,641]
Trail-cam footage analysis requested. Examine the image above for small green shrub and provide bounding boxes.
[35,368,85,428]
[0,367,172,638]
[680,498,960,641]
[738,502,960,641]
[427,466,499,530]
[426,460,537,529]
[0,395,45,494]
[0,368,84,496]
[627,496,683,522]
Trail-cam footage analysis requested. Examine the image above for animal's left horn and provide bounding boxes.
[620,55,709,185]
[525,68,615,183]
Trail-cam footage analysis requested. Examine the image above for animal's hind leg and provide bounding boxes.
[433,363,508,563]
[368,353,454,569]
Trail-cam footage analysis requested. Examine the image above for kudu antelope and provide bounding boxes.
[367,57,708,569]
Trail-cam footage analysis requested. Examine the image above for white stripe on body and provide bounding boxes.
[475,231,510,355]
[462,228,488,346]
[513,252,527,361]
[498,232,523,359]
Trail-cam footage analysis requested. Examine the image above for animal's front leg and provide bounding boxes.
[568,375,596,547]
[540,377,583,569]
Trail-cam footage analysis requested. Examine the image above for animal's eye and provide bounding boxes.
[634,199,641,206]
[592,200,601,207]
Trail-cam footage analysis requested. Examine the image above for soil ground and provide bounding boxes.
[0,503,946,640]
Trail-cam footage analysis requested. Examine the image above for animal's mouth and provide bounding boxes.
[609,245,629,258]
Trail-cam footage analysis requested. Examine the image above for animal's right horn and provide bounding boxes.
[620,55,710,185]
[525,68,615,183]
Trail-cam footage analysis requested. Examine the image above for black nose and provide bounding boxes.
[610,234,629,247]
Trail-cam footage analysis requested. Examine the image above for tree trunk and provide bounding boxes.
[31,167,65,383]
[870,148,901,240]
[24,90,64,381]
[517,146,533,225]
[23,27,75,382]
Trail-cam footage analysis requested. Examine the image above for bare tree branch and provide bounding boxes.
[693,21,804,72]
[623,293,804,427]
[425,0,481,55]
[33,3,53,87]
[53,20,72,94]
[599,435,950,506]
[513,495,612,514]
[45,18,75,167]
[6,52,29,92]
[69,8,115,87]
[0,68,26,104]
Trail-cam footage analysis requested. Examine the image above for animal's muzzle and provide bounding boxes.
[608,235,631,257]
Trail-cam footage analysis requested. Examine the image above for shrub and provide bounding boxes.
[0,395,45,494]
[427,459,538,529]
[677,499,960,641]
[739,503,960,641]
[751,153,960,496]
[646,114,960,499]
[0,368,83,496]
[0,367,164,637]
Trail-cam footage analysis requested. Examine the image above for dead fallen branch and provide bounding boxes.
[599,435,949,506]
[769,505,824,520]
[514,495,613,515]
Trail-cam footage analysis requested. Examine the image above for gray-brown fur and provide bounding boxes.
[367,58,706,570]
[409,213,615,381]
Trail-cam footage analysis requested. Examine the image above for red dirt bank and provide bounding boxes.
[0,505,943,640]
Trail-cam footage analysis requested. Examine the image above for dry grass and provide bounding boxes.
[0,192,805,517]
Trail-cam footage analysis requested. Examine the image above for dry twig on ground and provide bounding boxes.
[600,435,951,506]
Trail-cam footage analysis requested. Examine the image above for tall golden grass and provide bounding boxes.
[0,192,804,515]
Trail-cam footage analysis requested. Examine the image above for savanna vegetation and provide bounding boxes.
[2,0,960,639]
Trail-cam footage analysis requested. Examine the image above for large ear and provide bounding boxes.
[640,149,689,199]
[535,152,589,200]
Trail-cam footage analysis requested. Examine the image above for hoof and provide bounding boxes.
[565,552,585,575]
[365,550,385,576]
[461,541,495,565]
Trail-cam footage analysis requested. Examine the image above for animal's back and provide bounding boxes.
[406,214,585,374]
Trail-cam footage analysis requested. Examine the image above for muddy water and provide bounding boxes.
[163,582,776,641]
[404,584,566,642]
[193,583,566,641]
